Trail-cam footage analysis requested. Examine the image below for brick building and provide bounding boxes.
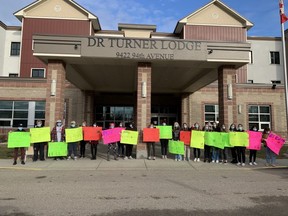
[0,0,287,158]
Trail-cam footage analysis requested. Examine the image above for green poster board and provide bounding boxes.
[120,130,138,145]
[168,140,185,155]
[30,127,51,143]
[156,126,172,139]
[220,132,231,148]
[205,132,224,149]
[190,130,205,149]
[229,132,249,147]
[48,142,67,157]
[65,127,83,143]
[7,132,31,148]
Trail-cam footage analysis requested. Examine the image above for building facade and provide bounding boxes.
[0,0,287,158]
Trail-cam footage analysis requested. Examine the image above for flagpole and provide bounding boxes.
[280,22,288,133]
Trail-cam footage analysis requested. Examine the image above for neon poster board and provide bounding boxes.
[102,127,125,145]
[168,140,185,155]
[229,132,249,147]
[7,132,31,148]
[120,130,139,145]
[143,128,160,142]
[204,132,224,149]
[221,132,231,148]
[48,142,67,157]
[30,127,51,143]
[190,130,205,149]
[247,131,262,150]
[266,132,286,155]
[156,126,172,139]
[83,127,102,141]
[180,131,191,146]
[65,127,83,143]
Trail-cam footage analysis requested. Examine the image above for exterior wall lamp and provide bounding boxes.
[227,84,233,100]
[51,79,56,96]
[141,81,147,98]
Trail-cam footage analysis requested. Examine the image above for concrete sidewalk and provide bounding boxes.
[1,157,288,171]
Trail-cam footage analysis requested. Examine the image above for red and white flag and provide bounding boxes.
[280,0,288,23]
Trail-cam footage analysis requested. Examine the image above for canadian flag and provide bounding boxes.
[280,0,288,23]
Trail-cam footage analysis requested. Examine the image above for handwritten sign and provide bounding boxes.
[7,132,31,148]
[247,131,262,150]
[266,132,286,155]
[83,127,102,141]
[65,127,83,143]
[156,126,172,139]
[120,130,139,145]
[168,140,185,155]
[221,132,231,148]
[48,142,67,157]
[190,130,205,149]
[30,127,51,143]
[229,132,249,147]
[102,127,125,145]
[143,128,160,142]
[180,131,191,146]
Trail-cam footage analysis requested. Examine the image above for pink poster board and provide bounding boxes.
[266,132,286,155]
[247,131,262,150]
[102,127,125,145]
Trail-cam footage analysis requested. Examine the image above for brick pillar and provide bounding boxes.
[218,66,237,127]
[181,93,190,125]
[45,60,66,127]
[136,62,152,159]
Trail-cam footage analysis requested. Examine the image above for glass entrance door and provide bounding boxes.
[151,105,178,126]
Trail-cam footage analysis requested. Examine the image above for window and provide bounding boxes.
[270,51,280,64]
[10,42,20,56]
[247,80,254,84]
[31,69,45,78]
[271,80,281,84]
[9,73,19,77]
[248,105,271,131]
[0,101,45,128]
[204,104,219,123]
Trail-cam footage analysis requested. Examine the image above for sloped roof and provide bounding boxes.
[14,0,101,30]
[174,0,253,34]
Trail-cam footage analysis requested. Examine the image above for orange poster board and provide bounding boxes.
[143,128,160,142]
[180,131,191,146]
[83,127,102,141]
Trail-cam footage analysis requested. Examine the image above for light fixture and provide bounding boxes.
[51,79,56,96]
[141,81,147,98]
[238,105,242,114]
[227,84,233,100]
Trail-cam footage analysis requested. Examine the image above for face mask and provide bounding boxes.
[253,128,257,131]
[150,125,154,128]
[205,126,209,130]
[93,124,97,127]
[239,127,243,131]
[163,123,166,126]
[195,124,199,129]
[71,124,75,128]
[231,126,235,130]
[18,127,23,131]
[82,123,86,127]
[222,126,226,130]
[130,125,133,128]
[267,131,270,134]
[119,124,122,127]
[184,125,188,128]
[213,124,217,128]
[37,124,42,127]
[57,123,61,127]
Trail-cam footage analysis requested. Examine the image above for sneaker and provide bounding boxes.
[124,156,128,160]
[194,158,197,162]
[253,162,257,166]
[67,156,71,160]
[265,163,270,167]
[21,161,25,165]
[197,158,200,162]
[249,162,253,166]
[271,164,276,167]
[242,163,245,167]
[153,157,156,160]
[162,155,165,159]
[13,161,17,165]
[164,155,167,159]
[114,157,119,161]
[216,160,219,163]
[224,160,228,163]
[128,156,134,159]
[237,162,241,166]
[73,156,77,161]
[212,160,215,163]
[147,156,151,160]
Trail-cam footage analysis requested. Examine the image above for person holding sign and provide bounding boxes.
[219,124,228,164]
[67,121,79,161]
[229,123,238,164]
[90,123,100,160]
[160,121,169,159]
[146,123,156,160]
[182,123,191,161]
[51,120,65,160]
[191,123,202,162]
[79,121,87,158]
[32,120,46,162]
[117,122,126,158]
[249,126,259,166]
[211,122,220,163]
[236,124,246,166]
[107,123,118,161]
[262,127,277,167]
[12,123,26,165]
[173,122,182,161]
[203,123,212,163]
[124,123,136,160]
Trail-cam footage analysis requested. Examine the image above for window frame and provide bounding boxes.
[31,68,46,78]
[270,51,280,65]
[204,104,219,123]
[10,42,21,56]
[248,105,271,131]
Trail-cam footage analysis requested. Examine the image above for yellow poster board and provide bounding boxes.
[30,127,51,143]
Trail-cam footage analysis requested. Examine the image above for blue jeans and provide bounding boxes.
[175,154,182,161]
[266,147,276,164]
[212,147,220,161]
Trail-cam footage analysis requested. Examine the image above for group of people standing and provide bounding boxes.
[12,120,277,167]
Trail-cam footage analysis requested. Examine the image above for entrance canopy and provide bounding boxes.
[33,35,251,93]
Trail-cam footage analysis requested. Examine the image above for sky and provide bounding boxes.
[0,0,284,37]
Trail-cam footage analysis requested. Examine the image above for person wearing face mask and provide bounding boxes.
[229,123,238,164]
[262,127,276,167]
[146,123,156,160]
[117,122,125,158]
[211,122,220,163]
[182,123,191,161]
[192,122,201,162]
[51,120,65,160]
[107,123,118,161]
[90,123,99,160]
[203,123,212,163]
[33,120,46,162]
[172,122,182,161]
[67,121,78,160]
[236,124,246,166]
[79,121,87,158]
[249,126,259,166]
[124,122,136,160]
[220,124,228,164]
[12,123,26,165]
[160,120,169,159]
